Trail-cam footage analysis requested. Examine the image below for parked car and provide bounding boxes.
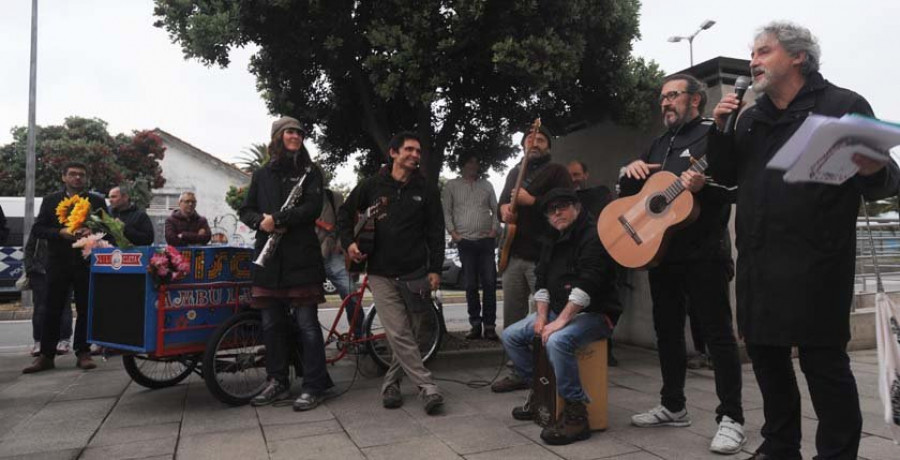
[440,235,501,291]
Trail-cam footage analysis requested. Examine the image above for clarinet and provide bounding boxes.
[253,167,311,267]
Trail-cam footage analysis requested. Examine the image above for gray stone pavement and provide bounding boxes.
[0,344,898,459]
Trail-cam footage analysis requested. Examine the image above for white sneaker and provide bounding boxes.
[56,340,71,355]
[709,415,746,454]
[30,341,41,357]
[631,405,692,427]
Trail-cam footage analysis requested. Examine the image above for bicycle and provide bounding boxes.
[201,273,444,405]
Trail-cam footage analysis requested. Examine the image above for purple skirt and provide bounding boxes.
[251,284,326,308]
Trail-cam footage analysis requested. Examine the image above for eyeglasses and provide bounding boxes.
[65,171,86,178]
[544,201,574,216]
[658,90,689,104]
[181,200,197,204]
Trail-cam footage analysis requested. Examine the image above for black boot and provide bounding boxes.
[465,324,482,340]
[540,400,591,445]
[511,390,535,420]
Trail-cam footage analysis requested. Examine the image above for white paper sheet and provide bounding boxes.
[766,114,900,185]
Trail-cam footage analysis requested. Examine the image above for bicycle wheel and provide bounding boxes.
[202,310,267,406]
[122,353,198,389]
[322,299,368,364]
[363,300,443,370]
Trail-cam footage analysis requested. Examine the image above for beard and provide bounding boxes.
[751,66,778,94]
[663,108,686,129]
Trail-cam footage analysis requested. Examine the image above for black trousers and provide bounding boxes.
[746,344,862,460]
[457,237,497,328]
[259,300,334,394]
[40,263,90,358]
[648,260,743,423]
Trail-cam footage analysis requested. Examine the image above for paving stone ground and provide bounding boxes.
[0,342,898,459]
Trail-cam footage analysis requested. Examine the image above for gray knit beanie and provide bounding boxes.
[271,116,305,140]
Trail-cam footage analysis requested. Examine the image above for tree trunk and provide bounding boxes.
[416,104,441,185]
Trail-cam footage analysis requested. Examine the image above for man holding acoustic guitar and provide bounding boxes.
[615,74,746,454]
[492,123,574,393]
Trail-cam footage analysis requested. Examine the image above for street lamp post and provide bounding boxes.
[668,19,716,67]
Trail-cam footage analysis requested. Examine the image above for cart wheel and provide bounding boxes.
[122,353,198,389]
[364,301,443,370]
[203,310,267,406]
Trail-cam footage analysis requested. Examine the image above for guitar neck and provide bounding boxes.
[662,154,708,200]
[508,155,531,215]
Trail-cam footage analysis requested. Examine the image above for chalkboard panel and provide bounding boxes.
[91,273,145,347]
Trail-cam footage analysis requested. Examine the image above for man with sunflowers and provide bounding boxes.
[23,161,109,373]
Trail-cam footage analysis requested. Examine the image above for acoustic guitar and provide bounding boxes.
[597,156,708,269]
[347,196,388,272]
[498,118,542,274]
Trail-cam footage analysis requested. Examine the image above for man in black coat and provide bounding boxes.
[710,22,900,460]
[24,161,109,373]
[501,188,621,445]
[108,186,155,245]
[492,125,574,393]
[621,74,745,455]
[337,131,446,415]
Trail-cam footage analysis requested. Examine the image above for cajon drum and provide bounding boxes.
[532,338,608,430]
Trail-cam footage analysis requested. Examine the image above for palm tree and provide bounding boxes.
[236,143,269,173]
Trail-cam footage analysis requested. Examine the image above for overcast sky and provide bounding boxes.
[1,1,897,192]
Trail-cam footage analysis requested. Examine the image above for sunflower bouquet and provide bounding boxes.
[56,196,133,256]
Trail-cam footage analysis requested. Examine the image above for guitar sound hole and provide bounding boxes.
[648,195,668,215]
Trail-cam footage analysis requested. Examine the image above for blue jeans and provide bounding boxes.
[457,238,497,328]
[501,311,612,402]
[260,300,334,394]
[323,253,361,336]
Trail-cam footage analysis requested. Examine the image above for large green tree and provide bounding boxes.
[0,116,166,204]
[153,0,663,182]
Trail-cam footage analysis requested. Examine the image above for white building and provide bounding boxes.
[151,129,254,246]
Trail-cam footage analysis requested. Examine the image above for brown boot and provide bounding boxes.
[76,352,97,370]
[22,355,55,374]
[540,400,591,445]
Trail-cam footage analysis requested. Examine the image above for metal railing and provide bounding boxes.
[855,217,900,294]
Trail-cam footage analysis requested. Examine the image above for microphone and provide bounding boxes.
[723,76,752,135]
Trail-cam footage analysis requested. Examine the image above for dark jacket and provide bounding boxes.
[535,211,621,318]
[110,204,155,246]
[0,205,8,245]
[164,209,211,246]
[32,190,110,267]
[23,236,48,275]
[619,117,736,263]
[337,167,444,277]
[498,154,573,262]
[707,72,900,346]
[576,185,613,219]
[239,159,326,289]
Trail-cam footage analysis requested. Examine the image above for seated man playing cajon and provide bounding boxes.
[500,188,622,445]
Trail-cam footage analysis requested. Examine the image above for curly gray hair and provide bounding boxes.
[755,21,821,75]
